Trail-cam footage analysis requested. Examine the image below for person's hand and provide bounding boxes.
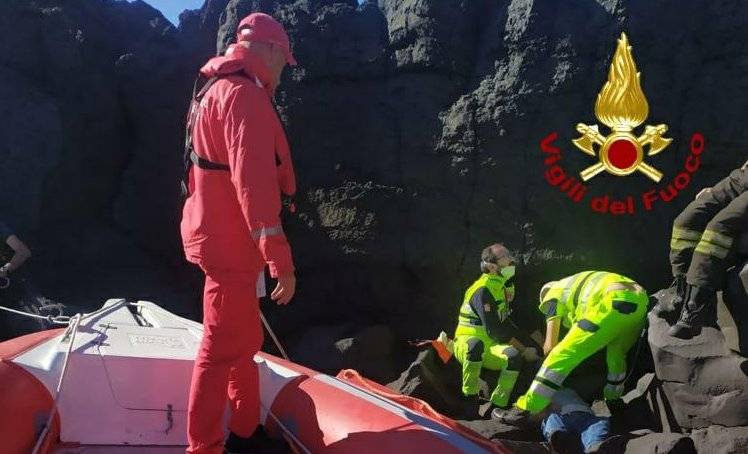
[271,273,296,305]
[696,187,712,200]
[522,347,540,362]
[0,264,9,278]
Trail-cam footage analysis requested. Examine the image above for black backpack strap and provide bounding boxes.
[181,71,286,198]
[190,150,229,171]
[181,75,231,197]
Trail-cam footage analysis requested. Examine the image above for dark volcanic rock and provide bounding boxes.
[289,324,352,371]
[457,418,543,444]
[0,0,199,319]
[647,309,748,429]
[1,4,747,453]
[289,323,398,383]
[690,426,748,454]
[723,262,748,353]
[493,440,549,454]
[379,0,494,73]
[387,348,469,418]
[624,432,696,454]
[332,324,397,383]
[614,373,665,432]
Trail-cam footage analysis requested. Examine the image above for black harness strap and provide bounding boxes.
[190,150,229,171]
[180,72,289,202]
[181,74,242,197]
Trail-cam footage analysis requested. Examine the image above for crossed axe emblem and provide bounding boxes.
[573,123,672,182]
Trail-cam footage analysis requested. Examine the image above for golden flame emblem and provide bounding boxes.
[573,33,671,182]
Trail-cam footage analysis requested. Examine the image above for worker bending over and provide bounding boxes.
[493,271,648,424]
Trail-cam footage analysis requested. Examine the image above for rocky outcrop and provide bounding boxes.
[647,302,748,429]
[690,426,748,454]
[609,290,748,453]
[387,348,471,418]
[191,0,748,350]
[624,432,696,454]
[0,0,200,322]
[290,323,399,383]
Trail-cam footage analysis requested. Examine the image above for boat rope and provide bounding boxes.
[260,401,312,454]
[0,276,70,324]
[258,312,309,453]
[31,313,82,454]
[0,304,71,325]
[260,310,290,361]
[0,297,133,326]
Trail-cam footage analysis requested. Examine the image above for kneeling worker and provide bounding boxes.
[493,271,648,423]
[454,243,539,409]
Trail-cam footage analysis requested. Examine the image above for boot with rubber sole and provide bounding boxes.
[668,285,718,339]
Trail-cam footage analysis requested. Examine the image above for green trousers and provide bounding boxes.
[516,293,647,414]
[453,335,521,407]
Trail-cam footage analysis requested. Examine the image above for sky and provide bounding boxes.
[139,0,205,25]
[139,0,366,25]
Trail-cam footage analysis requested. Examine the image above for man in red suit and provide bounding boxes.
[180,12,298,454]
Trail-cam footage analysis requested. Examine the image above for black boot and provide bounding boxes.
[224,426,289,454]
[668,285,718,339]
[461,394,481,419]
[655,275,689,324]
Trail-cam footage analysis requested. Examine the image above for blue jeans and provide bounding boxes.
[541,411,610,452]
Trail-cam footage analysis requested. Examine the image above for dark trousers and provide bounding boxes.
[670,168,748,288]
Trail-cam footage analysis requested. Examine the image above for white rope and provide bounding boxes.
[260,310,289,361]
[258,312,310,453]
[79,299,129,322]
[0,275,69,324]
[0,304,71,325]
[30,313,82,454]
[259,401,312,454]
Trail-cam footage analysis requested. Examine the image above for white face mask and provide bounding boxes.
[501,265,516,280]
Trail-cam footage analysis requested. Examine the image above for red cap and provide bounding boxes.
[237,13,297,66]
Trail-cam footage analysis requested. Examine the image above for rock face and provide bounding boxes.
[624,432,696,454]
[0,0,201,324]
[387,348,471,418]
[647,304,748,429]
[289,323,399,383]
[179,0,748,350]
[690,426,748,454]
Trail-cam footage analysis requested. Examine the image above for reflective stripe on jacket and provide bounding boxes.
[539,271,646,328]
[455,273,511,339]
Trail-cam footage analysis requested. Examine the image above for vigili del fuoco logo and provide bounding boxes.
[540,33,705,215]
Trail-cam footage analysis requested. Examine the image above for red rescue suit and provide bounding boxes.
[180,43,296,454]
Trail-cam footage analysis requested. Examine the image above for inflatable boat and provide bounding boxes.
[0,299,508,453]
